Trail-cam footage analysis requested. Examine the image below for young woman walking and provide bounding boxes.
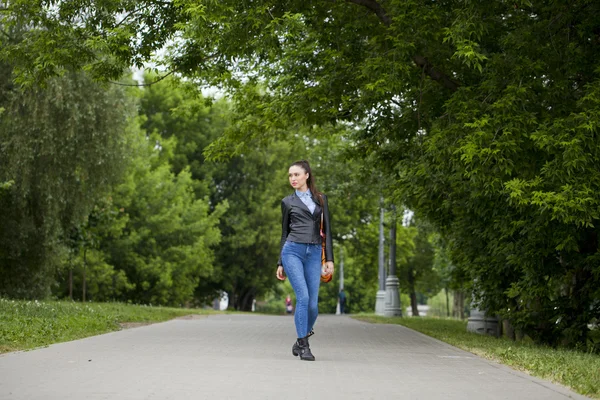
[276,160,334,361]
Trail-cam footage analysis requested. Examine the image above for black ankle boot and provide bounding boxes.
[292,330,314,357]
[294,337,315,361]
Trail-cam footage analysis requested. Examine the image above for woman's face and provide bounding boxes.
[289,165,309,191]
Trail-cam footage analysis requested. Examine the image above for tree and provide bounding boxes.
[398,218,439,317]
[5,0,600,347]
[208,146,292,311]
[431,233,469,319]
[135,77,294,309]
[297,130,394,314]
[51,77,228,305]
[139,75,228,199]
[0,70,135,298]
[94,126,227,306]
[56,197,133,302]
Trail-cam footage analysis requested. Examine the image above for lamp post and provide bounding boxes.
[375,197,386,315]
[336,248,344,315]
[384,205,402,317]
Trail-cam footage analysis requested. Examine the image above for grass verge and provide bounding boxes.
[353,314,600,399]
[0,298,214,354]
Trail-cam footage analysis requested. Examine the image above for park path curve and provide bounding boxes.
[0,314,589,400]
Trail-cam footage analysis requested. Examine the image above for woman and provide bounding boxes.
[276,160,334,361]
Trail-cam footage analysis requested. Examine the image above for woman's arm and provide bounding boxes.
[277,199,290,266]
[323,194,334,263]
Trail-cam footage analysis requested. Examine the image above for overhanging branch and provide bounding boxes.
[0,29,13,41]
[344,0,391,26]
[342,0,460,91]
[412,56,460,91]
[109,70,175,87]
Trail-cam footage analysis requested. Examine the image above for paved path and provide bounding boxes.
[0,314,588,400]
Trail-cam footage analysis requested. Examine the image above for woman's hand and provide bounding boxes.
[325,261,334,276]
[276,266,286,281]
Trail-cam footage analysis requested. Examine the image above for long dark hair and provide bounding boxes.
[291,160,323,206]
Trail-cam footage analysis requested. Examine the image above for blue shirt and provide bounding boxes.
[296,189,316,214]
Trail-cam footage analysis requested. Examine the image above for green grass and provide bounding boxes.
[0,298,214,353]
[353,315,600,398]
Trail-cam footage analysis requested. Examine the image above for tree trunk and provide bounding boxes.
[112,273,116,301]
[503,319,516,341]
[453,290,465,319]
[410,291,419,317]
[445,287,449,317]
[407,267,419,316]
[453,290,459,319]
[239,290,254,312]
[228,291,238,311]
[231,287,256,311]
[67,249,73,300]
[69,268,73,301]
[82,248,87,302]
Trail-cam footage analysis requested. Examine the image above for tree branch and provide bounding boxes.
[344,0,391,26]
[412,55,460,91]
[109,70,175,87]
[342,0,460,91]
[0,29,13,41]
[114,3,162,29]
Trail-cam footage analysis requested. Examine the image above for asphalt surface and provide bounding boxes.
[0,314,589,399]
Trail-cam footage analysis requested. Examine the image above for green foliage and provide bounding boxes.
[0,298,211,353]
[296,133,382,314]
[427,290,453,318]
[208,142,296,311]
[58,249,134,302]
[135,78,294,309]
[286,131,439,315]
[1,1,181,85]
[0,180,13,196]
[398,219,440,310]
[318,247,379,314]
[184,0,600,347]
[431,233,470,294]
[88,126,227,306]
[4,0,600,347]
[139,74,228,198]
[255,299,287,315]
[0,72,135,298]
[33,78,232,306]
[355,315,600,398]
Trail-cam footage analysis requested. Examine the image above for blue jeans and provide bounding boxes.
[281,241,322,338]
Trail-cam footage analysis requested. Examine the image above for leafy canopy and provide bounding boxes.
[3,0,600,346]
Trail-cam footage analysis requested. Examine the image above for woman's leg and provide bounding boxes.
[281,242,310,338]
[305,244,322,334]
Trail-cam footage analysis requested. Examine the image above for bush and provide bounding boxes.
[256,299,286,315]
[427,290,454,318]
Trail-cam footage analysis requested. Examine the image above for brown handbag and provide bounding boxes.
[320,212,332,283]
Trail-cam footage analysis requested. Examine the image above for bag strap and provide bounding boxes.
[320,212,326,263]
